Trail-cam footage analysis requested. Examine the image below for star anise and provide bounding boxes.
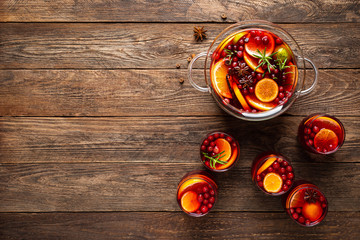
[193,26,207,41]
[304,189,319,203]
[233,62,250,78]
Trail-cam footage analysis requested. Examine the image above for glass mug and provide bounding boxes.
[188,20,318,121]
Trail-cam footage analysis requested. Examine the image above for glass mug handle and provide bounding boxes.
[188,52,210,92]
[300,58,318,96]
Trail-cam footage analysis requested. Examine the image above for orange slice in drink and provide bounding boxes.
[181,191,200,213]
[243,51,264,73]
[255,78,279,103]
[257,157,277,175]
[217,147,238,170]
[283,61,298,92]
[214,138,231,162]
[177,179,203,198]
[314,129,339,150]
[263,173,283,193]
[245,94,277,111]
[232,83,251,111]
[245,32,275,57]
[289,190,305,208]
[302,202,323,222]
[211,59,232,99]
[312,116,342,137]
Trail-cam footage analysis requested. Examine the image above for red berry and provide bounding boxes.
[287,172,294,179]
[249,86,254,93]
[203,199,208,205]
[256,175,261,181]
[277,158,283,163]
[275,38,283,44]
[198,194,204,203]
[261,172,266,178]
[305,220,311,225]
[280,167,286,174]
[214,133,219,139]
[196,210,201,215]
[210,141,215,147]
[296,208,302,214]
[226,136,232,143]
[204,193,210,199]
[238,39,244,45]
[232,61,238,68]
[312,126,319,133]
[210,152,216,157]
[213,146,219,154]
[282,184,288,191]
[292,213,299,220]
[203,186,209,193]
[268,167,274,172]
[209,197,215,203]
[208,135,214,141]
[298,216,305,224]
[257,181,263,187]
[310,132,315,139]
[279,86,284,92]
[203,140,209,146]
[233,56,239,62]
[308,139,313,146]
[207,203,213,209]
[238,46,244,51]
[278,92,284,99]
[201,205,208,213]
[286,166,292,172]
[286,179,292,186]
[262,36,269,45]
[304,135,309,140]
[221,50,227,58]
[281,174,287,180]
[227,45,233,51]
[205,161,210,167]
[207,146,213,152]
[304,128,311,135]
[282,161,289,167]
[290,208,294,214]
[254,36,261,45]
[256,73,263,80]
[220,133,225,138]
[273,161,280,169]
[232,142,237,147]
[322,203,327,208]
[201,145,206,151]
[320,196,325,202]
[316,147,321,152]
[210,190,215,196]
[236,51,243,58]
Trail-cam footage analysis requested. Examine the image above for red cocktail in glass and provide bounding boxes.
[298,114,345,154]
[200,131,240,172]
[251,152,294,195]
[282,181,328,226]
[177,170,217,217]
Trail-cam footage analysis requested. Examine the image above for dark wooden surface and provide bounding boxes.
[0,1,359,239]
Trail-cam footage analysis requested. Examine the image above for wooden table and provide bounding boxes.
[0,1,359,239]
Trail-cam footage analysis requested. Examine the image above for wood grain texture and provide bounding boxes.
[0,116,358,164]
[1,0,359,23]
[0,162,359,212]
[0,212,359,240]
[1,23,359,69]
[0,69,358,116]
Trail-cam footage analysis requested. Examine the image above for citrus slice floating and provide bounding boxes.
[181,191,200,213]
[283,61,298,92]
[211,59,232,99]
[255,78,279,103]
[245,94,277,111]
[243,51,264,73]
[302,202,323,222]
[178,179,203,198]
[263,172,283,193]
[289,190,305,208]
[232,83,251,111]
[312,117,342,137]
[257,157,277,175]
[245,32,275,57]
[214,138,231,162]
[314,129,339,150]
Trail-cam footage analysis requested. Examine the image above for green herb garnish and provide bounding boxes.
[252,48,278,75]
[202,151,227,169]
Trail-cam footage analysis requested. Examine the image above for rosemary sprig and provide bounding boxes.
[275,57,290,71]
[224,49,235,65]
[252,48,278,76]
[202,151,227,169]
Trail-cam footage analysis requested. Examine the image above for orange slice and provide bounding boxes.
[217,147,238,170]
[243,51,264,73]
[178,179,203,198]
[245,32,275,57]
[245,94,277,111]
[257,157,277,175]
[283,61,298,92]
[289,190,305,208]
[181,191,200,213]
[232,83,251,111]
[314,129,339,150]
[211,59,232,99]
[312,117,342,137]
[255,78,279,103]
[302,202,323,222]
[263,173,283,193]
[214,138,231,162]
[216,31,248,53]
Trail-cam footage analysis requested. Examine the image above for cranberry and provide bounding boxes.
[271,73,276,79]
[254,36,261,45]
[298,216,305,224]
[250,30,256,36]
[275,38,283,44]
[242,88,248,95]
[204,193,210,199]
[292,213,299,220]
[310,133,315,139]
[256,30,263,36]
[320,196,325,202]
[256,175,261,181]
[305,220,311,225]
[262,64,267,70]
[205,161,210,167]
[273,161,280,169]
[281,174,287,180]
[308,139,313,146]
[257,181,263,187]
[238,39,244,45]
[304,135,309,140]
[282,74,286,80]
[274,69,279,74]
[282,161,289,167]
[316,147,321,152]
[203,140,209,146]
[209,197,215,203]
[274,97,280,103]
[213,133,219,139]
[213,146,219,154]
[203,199,208,205]
[322,203,327,208]
[296,208,302,214]
[287,172,294,179]
[233,45,238,51]
[312,126,319,133]
[207,146,213,152]
[238,45,244,51]
[328,144,334,150]
[210,152,216,157]
[207,203,213,209]
[233,56,239,62]
[282,184,289,191]
[249,87,254,93]
[256,73,263,80]
[290,208,294,214]
[201,205,208,213]
[286,180,292,186]
[210,141,215,147]
[210,190,215,196]
[232,142,237,147]
[261,172,266,178]
[201,145,206,151]
[286,166,292,172]
[198,194,204,203]
[268,167,274,172]
[232,61,238,68]
[278,92,284,99]
[221,50,227,58]
[277,158,283,163]
[236,51,243,58]
[220,133,225,138]
[280,167,286,174]
[196,210,201,215]
[244,37,249,43]
[304,128,311,135]
[226,136,232,143]
[227,45,233,51]
[208,135,214,141]
[203,186,209,193]
[262,36,269,45]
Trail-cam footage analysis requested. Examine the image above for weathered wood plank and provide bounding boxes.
[0,117,358,164]
[0,212,359,240]
[0,0,359,23]
[0,162,359,212]
[1,23,359,69]
[0,69,358,116]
